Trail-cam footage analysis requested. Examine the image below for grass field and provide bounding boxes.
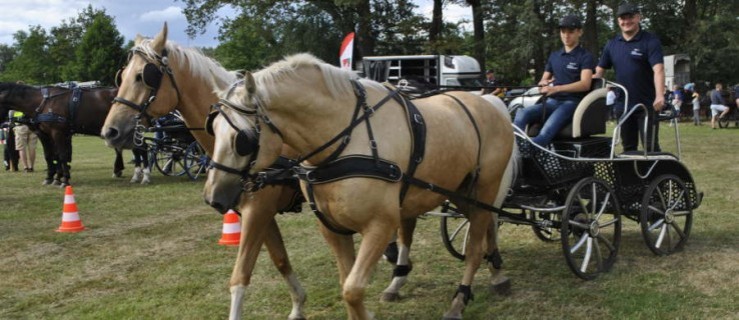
[1,123,737,319]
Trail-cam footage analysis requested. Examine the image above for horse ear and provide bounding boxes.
[152,22,168,51]
[134,34,144,44]
[243,72,257,96]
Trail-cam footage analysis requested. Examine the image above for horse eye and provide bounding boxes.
[135,74,143,82]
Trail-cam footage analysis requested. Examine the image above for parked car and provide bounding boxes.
[507,86,542,118]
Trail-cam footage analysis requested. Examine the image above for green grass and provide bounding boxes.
[0,124,737,319]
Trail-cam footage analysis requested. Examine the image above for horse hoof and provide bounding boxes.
[381,291,401,302]
[52,180,62,186]
[113,171,123,178]
[288,316,306,320]
[489,278,512,296]
[42,179,52,185]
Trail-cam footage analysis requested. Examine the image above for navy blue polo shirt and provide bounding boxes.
[598,30,664,107]
[545,45,595,100]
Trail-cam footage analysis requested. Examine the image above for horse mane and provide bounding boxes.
[133,39,239,89]
[0,82,37,100]
[252,53,362,104]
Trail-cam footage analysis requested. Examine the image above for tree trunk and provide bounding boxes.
[355,0,374,59]
[583,0,599,57]
[467,0,485,70]
[429,0,443,44]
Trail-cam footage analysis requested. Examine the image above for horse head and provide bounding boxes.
[203,74,285,213]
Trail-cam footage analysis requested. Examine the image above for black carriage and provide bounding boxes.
[141,114,209,180]
[433,80,702,280]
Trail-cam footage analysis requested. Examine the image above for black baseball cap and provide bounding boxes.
[558,15,582,29]
[617,3,640,16]
[486,69,495,74]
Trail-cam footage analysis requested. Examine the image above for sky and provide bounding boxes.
[0,0,471,48]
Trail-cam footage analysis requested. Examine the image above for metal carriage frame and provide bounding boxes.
[433,82,702,280]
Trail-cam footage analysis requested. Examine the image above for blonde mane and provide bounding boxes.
[133,38,239,89]
[252,53,360,104]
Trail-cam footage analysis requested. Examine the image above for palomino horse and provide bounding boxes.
[0,82,124,186]
[100,23,307,319]
[204,54,517,319]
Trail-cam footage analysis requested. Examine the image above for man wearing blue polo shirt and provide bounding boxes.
[513,14,594,147]
[594,3,666,152]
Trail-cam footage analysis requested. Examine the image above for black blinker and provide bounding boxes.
[141,63,163,89]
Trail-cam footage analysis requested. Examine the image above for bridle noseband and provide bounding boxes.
[113,47,183,145]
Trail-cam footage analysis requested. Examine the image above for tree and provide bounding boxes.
[68,12,125,85]
[0,26,53,83]
[0,44,17,74]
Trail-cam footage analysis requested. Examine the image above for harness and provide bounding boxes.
[112,47,183,145]
[208,80,509,235]
[33,86,85,132]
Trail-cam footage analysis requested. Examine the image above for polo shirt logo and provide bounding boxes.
[566,62,579,70]
[630,48,643,56]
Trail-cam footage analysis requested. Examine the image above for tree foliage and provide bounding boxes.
[0,0,735,87]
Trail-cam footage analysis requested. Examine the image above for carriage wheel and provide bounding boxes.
[639,174,693,256]
[152,147,187,176]
[529,210,561,242]
[439,201,468,261]
[184,141,209,180]
[561,177,621,280]
[718,115,730,128]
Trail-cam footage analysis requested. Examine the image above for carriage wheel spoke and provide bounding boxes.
[655,223,668,248]
[595,192,611,221]
[669,221,686,240]
[590,183,597,216]
[647,218,665,232]
[576,195,589,216]
[655,185,668,210]
[599,216,620,228]
[648,205,665,215]
[597,234,616,252]
[668,190,686,211]
[569,219,589,230]
[592,236,603,271]
[672,209,691,217]
[570,232,588,254]
[580,237,593,273]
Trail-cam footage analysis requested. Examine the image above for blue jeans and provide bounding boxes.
[513,98,579,146]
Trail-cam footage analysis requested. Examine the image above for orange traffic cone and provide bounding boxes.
[218,209,241,246]
[56,186,85,233]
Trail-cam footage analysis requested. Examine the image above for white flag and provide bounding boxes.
[339,32,355,70]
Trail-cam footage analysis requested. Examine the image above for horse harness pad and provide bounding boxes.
[34,86,85,131]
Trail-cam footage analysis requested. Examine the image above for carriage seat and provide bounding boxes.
[527,78,608,139]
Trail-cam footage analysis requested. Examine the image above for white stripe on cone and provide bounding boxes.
[222,222,240,234]
[62,212,80,222]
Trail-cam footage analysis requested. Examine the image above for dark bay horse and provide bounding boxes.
[0,82,123,186]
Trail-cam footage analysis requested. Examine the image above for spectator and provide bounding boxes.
[709,82,730,129]
[691,92,701,126]
[481,69,503,97]
[670,84,684,126]
[11,109,37,172]
[606,86,617,121]
[513,14,595,147]
[2,116,19,171]
[594,2,665,152]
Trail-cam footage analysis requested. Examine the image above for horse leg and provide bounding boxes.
[140,147,151,184]
[263,218,306,320]
[485,213,511,296]
[37,134,56,185]
[113,148,124,178]
[381,218,416,302]
[317,223,356,287]
[342,220,398,320]
[442,207,490,320]
[229,188,305,320]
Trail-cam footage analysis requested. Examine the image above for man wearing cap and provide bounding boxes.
[513,14,595,147]
[594,2,665,152]
[481,69,502,97]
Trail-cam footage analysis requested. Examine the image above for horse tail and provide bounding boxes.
[479,94,519,207]
[493,137,518,208]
